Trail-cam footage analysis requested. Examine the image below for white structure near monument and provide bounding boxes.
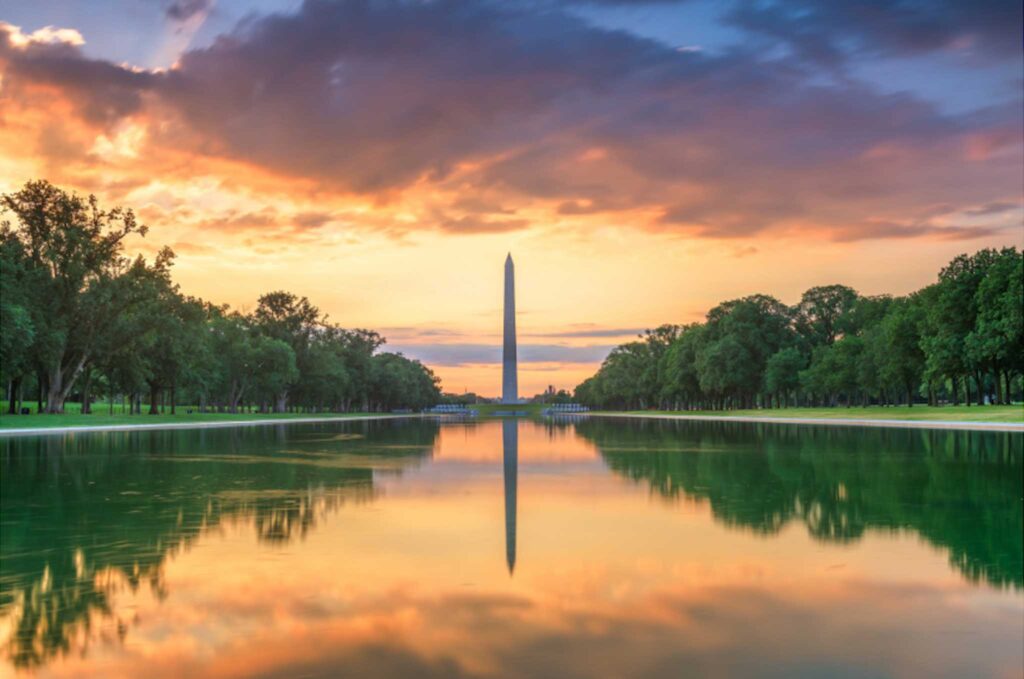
[502,253,519,404]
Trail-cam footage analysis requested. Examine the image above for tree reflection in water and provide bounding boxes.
[574,418,1023,589]
[0,419,440,668]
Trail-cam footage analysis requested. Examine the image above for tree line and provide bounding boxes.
[575,247,1023,410]
[0,180,442,415]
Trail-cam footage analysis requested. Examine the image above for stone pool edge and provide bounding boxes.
[585,412,1024,432]
[0,414,425,437]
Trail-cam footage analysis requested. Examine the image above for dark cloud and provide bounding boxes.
[198,208,280,233]
[165,0,213,22]
[0,25,155,125]
[964,201,1020,216]
[1,1,1020,242]
[437,216,531,234]
[832,220,1009,242]
[727,0,1024,65]
[194,207,340,235]
[527,327,647,338]
[292,211,335,229]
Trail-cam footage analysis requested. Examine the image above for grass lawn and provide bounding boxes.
[607,404,1024,423]
[0,402,391,430]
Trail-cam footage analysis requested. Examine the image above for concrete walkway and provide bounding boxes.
[0,414,419,437]
[586,412,1024,432]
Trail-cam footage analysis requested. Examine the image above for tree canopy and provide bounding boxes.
[0,181,440,414]
[576,247,1023,410]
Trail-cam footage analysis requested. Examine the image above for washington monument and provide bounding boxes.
[502,253,518,404]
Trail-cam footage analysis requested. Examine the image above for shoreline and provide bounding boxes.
[2,411,1021,436]
[0,414,421,437]
[585,412,1024,432]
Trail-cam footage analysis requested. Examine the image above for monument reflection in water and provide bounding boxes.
[503,418,518,574]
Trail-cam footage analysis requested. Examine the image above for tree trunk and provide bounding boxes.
[148,383,160,415]
[274,393,288,413]
[80,370,93,414]
[7,377,20,414]
[46,364,65,414]
[170,384,177,415]
[975,371,985,406]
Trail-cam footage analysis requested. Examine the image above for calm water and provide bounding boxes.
[1,418,1021,678]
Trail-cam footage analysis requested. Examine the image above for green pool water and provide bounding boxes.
[1,418,1021,678]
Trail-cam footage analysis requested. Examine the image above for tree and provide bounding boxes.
[700,295,794,407]
[253,291,322,411]
[336,328,385,411]
[967,248,1023,404]
[0,232,35,412]
[0,180,149,413]
[877,298,926,406]
[639,324,681,408]
[301,336,353,411]
[795,284,859,346]
[209,313,260,413]
[250,336,300,408]
[659,324,706,410]
[368,352,441,411]
[920,249,1000,406]
[764,347,804,407]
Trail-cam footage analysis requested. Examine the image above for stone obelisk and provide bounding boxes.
[502,253,518,404]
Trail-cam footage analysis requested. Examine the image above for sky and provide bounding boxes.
[0,0,1021,397]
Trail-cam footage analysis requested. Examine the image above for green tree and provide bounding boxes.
[250,336,300,408]
[0,180,149,413]
[253,291,322,412]
[920,249,1000,406]
[795,284,859,346]
[368,352,441,411]
[699,295,794,407]
[764,347,804,407]
[659,324,706,410]
[0,232,35,412]
[877,297,926,406]
[967,248,1023,404]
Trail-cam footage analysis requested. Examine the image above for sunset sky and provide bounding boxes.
[1,0,1021,397]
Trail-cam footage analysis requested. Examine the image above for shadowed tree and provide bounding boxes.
[253,291,322,412]
[0,232,35,412]
[0,181,150,413]
[795,284,859,347]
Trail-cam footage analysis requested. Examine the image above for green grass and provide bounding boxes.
[605,404,1024,423]
[4,402,1019,430]
[0,403,392,430]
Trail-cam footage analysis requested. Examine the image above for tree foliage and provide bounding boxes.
[576,248,1023,410]
[0,181,440,414]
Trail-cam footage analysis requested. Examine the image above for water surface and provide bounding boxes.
[1,418,1021,678]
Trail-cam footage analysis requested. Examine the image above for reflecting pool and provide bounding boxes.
[1,418,1021,678]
